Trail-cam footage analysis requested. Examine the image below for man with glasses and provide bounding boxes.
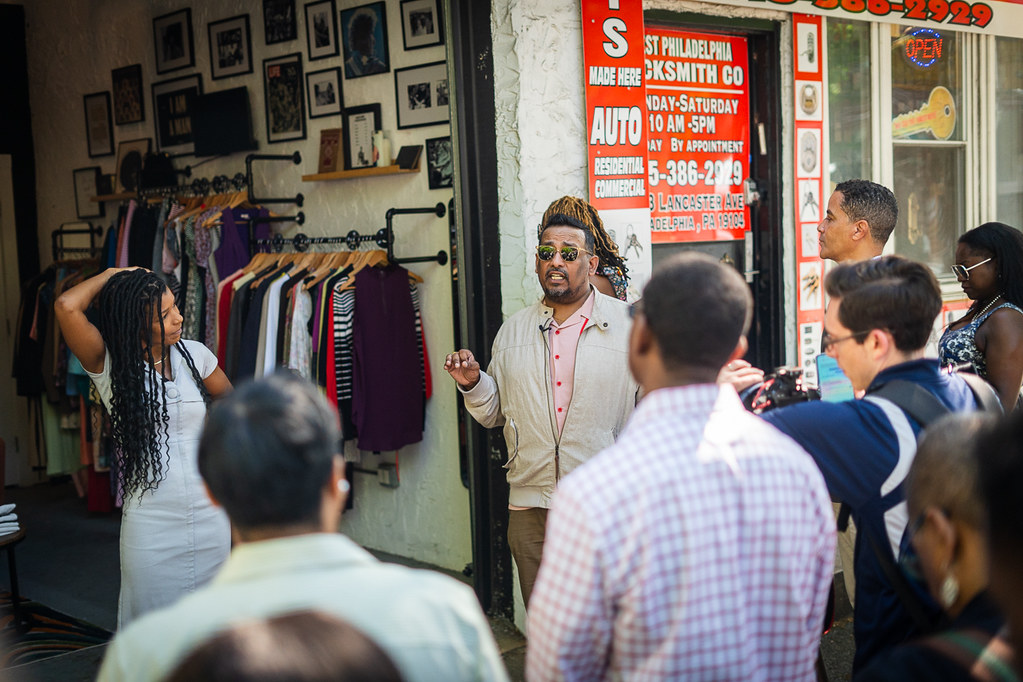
[443,197,638,607]
[761,256,981,673]
[526,252,835,681]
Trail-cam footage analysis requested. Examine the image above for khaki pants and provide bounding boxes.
[507,508,548,608]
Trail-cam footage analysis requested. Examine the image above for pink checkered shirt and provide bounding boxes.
[526,384,836,682]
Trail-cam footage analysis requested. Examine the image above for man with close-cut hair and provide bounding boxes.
[762,255,981,672]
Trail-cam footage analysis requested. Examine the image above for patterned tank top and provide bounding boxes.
[938,301,1023,377]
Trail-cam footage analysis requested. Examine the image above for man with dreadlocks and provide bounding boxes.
[541,195,631,300]
[444,196,639,607]
[55,267,232,627]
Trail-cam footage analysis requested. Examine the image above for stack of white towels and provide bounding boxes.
[0,503,19,536]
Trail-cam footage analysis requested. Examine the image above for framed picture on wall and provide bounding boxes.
[340,2,390,78]
[263,53,306,143]
[153,8,195,74]
[342,103,380,170]
[426,135,452,189]
[111,64,144,125]
[152,74,203,155]
[115,138,152,193]
[208,14,254,80]
[393,60,449,129]
[263,0,297,45]
[306,67,342,118]
[400,0,443,50]
[83,91,114,158]
[73,167,104,219]
[304,0,339,60]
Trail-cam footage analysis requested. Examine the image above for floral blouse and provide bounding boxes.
[938,301,1023,376]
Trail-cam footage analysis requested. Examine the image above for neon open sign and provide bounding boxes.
[905,28,943,67]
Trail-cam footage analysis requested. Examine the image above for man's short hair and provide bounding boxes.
[641,252,752,371]
[835,179,898,247]
[198,371,340,530]
[824,255,940,352]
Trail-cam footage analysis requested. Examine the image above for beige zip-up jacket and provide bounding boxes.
[460,289,639,508]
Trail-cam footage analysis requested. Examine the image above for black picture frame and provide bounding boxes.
[304,0,339,61]
[83,91,114,158]
[152,73,204,155]
[263,53,306,144]
[400,0,443,50]
[208,14,254,80]
[340,2,390,79]
[73,167,104,219]
[306,67,342,118]
[393,60,449,129]
[153,8,195,75]
[111,64,145,125]
[342,103,380,170]
[426,135,452,189]
[115,138,152,193]
[263,0,297,45]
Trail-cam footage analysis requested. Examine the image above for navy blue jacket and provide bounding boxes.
[762,359,978,671]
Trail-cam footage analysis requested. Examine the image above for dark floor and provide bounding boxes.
[0,478,852,682]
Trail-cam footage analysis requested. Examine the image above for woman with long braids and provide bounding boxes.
[939,222,1023,411]
[540,195,630,300]
[55,267,232,626]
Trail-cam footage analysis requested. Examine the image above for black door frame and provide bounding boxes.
[645,11,786,371]
[447,0,513,618]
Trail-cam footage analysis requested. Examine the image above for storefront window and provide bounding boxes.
[890,25,963,273]
[996,37,1023,229]
[826,20,871,184]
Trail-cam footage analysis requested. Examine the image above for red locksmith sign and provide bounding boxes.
[581,0,649,211]
[644,27,751,242]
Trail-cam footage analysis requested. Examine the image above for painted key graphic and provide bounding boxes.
[892,86,956,140]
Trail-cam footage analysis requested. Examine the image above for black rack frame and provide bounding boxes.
[51,222,104,261]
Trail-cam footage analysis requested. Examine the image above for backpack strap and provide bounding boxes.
[869,380,951,427]
[920,626,1020,682]
[957,372,1004,414]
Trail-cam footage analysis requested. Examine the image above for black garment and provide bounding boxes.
[855,592,1015,682]
[235,269,282,380]
[127,204,157,267]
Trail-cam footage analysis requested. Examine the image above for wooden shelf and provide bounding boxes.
[91,192,136,202]
[302,162,420,182]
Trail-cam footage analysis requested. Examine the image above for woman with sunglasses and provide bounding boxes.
[938,222,1023,411]
[856,413,1015,681]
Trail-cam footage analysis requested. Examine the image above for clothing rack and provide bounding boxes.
[250,203,449,267]
[246,152,304,207]
[137,172,248,199]
[51,222,104,261]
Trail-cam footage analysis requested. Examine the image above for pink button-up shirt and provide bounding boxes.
[547,291,596,435]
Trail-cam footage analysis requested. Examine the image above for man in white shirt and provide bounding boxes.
[527,253,836,681]
[98,371,507,682]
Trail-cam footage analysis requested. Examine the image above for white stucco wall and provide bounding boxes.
[21,0,470,572]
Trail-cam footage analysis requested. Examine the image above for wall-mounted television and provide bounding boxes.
[192,86,258,157]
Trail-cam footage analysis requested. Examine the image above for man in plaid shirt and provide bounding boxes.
[526,253,836,681]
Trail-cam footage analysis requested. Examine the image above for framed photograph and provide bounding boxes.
[73,167,104,219]
[111,64,144,125]
[318,128,341,173]
[393,61,449,129]
[115,138,152,193]
[152,73,203,155]
[340,2,390,79]
[83,92,114,158]
[400,0,443,50]
[306,67,342,118]
[426,135,452,189]
[153,8,195,75]
[263,0,297,45]
[342,103,380,170]
[208,14,253,80]
[263,53,306,144]
[305,0,338,60]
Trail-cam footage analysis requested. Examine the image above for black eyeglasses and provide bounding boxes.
[950,257,992,280]
[821,330,869,353]
[898,512,927,581]
[537,245,590,262]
